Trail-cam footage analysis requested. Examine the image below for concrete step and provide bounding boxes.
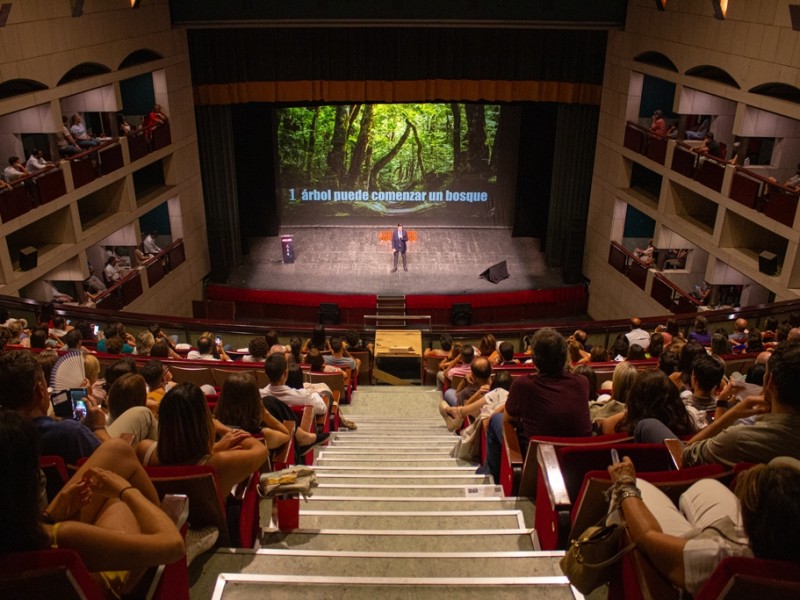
[296,509,526,530]
[322,448,454,455]
[316,458,463,467]
[316,484,499,497]
[313,466,478,475]
[315,473,489,486]
[306,497,517,512]
[209,574,578,600]
[260,529,539,552]
[198,548,565,581]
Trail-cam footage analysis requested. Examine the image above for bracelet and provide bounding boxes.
[118,486,136,501]
[619,488,643,502]
[91,426,106,431]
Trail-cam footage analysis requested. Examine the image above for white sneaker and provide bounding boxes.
[185,525,219,566]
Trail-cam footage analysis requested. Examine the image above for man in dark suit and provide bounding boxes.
[391,223,408,272]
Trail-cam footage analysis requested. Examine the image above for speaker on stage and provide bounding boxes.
[19,246,37,271]
[479,260,509,284]
[319,302,340,325]
[452,303,472,326]
[759,251,778,276]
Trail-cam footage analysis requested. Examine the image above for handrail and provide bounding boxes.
[66,138,118,163]
[611,240,652,269]
[651,272,701,307]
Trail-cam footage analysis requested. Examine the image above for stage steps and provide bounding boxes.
[376,294,406,327]
[190,388,579,600]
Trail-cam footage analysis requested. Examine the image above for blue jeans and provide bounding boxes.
[482,412,505,484]
[443,388,458,407]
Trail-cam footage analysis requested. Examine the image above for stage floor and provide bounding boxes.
[226,227,567,296]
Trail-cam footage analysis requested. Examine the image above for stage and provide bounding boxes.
[226,227,566,295]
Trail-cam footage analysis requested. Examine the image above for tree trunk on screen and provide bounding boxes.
[325,105,349,187]
[345,104,373,189]
[407,118,426,181]
[451,103,463,175]
[369,119,411,191]
[465,104,488,177]
[304,106,320,176]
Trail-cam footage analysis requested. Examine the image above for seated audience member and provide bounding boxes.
[634,241,654,266]
[214,372,291,450]
[148,323,177,350]
[425,333,453,358]
[567,337,591,364]
[302,324,330,353]
[135,331,155,356]
[83,262,106,296]
[29,326,50,349]
[442,356,492,415]
[186,335,231,361]
[116,112,132,136]
[641,343,800,468]
[605,456,800,596]
[658,350,680,377]
[37,349,60,384]
[496,341,518,365]
[69,113,99,148]
[710,333,732,356]
[626,317,650,350]
[688,315,711,346]
[25,149,52,172]
[482,329,591,484]
[56,115,81,156]
[728,318,749,344]
[589,346,610,363]
[324,336,359,382]
[477,333,499,364]
[286,363,348,439]
[142,231,161,255]
[609,333,630,362]
[435,342,463,388]
[141,359,170,416]
[286,335,303,365]
[261,352,328,418]
[670,341,707,392]
[104,256,122,284]
[627,343,647,361]
[105,373,158,444]
[647,332,665,359]
[105,337,124,355]
[746,329,764,353]
[0,351,108,464]
[344,329,374,363]
[605,369,697,441]
[572,364,598,401]
[84,354,106,407]
[134,245,153,265]
[440,369,513,430]
[761,317,779,344]
[143,104,168,128]
[597,361,638,432]
[307,348,342,375]
[438,344,475,390]
[662,248,687,269]
[49,316,70,340]
[242,337,268,362]
[0,409,185,594]
[696,131,724,159]
[649,109,667,136]
[62,328,82,351]
[4,156,27,181]
[149,340,172,358]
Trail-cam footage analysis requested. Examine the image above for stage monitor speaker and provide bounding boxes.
[479,260,509,284]
[758,251,778,276]
[790,4,800,30]
[319,302,340,325]
[452,303,472,326]
[19,246,37,271]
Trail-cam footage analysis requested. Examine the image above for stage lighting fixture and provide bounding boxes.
[0,3,11,27]
[654,0,666,11]
[710,0,728,20]
[70,0,83,17]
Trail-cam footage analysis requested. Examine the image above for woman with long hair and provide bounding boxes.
[613,369,696,438]
[597,361,639,434]
[302,324,330,353]
[0,409,183,595]
[105,373,158,445]
[136,382,268,494]
[214,373,290,450]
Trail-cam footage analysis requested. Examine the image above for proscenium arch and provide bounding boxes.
[118,49,164,70]
[0,78,48,101]
[57,62,112,86]
[749,82,800,105]
[633,51,678,72]
[685,65,740,89]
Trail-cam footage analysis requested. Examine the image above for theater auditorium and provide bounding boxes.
[1,1,799,598]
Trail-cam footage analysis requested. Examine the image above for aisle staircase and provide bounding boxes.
[375,294,407,327]
[190,387,581,599]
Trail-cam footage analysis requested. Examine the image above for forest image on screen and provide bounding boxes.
[275,103,516,226]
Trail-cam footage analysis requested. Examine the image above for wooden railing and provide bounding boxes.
[650,272,701,314]
[670,140,727,192]
[0,164,67,222]
[623,122,667,165]
[68,139,123,189]
[127,122,172,162]
[608,241,650,290]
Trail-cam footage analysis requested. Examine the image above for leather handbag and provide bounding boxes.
[559,513,635,594]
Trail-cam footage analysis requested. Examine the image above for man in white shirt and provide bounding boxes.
[104,256,122,284]
[625,317,651,350]
[260,352,327,416]
[25,149,52,173]
[143,231,162,254]
[186,336,231,361]
[4,156,27,181]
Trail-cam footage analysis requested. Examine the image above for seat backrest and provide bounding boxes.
[40,455,69,502]
[212,368,256,387]
[695,557,800,600]
[0,549,103,600]
[169,366,215,387]
[308,371,345,395]
[144,465,231,546]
